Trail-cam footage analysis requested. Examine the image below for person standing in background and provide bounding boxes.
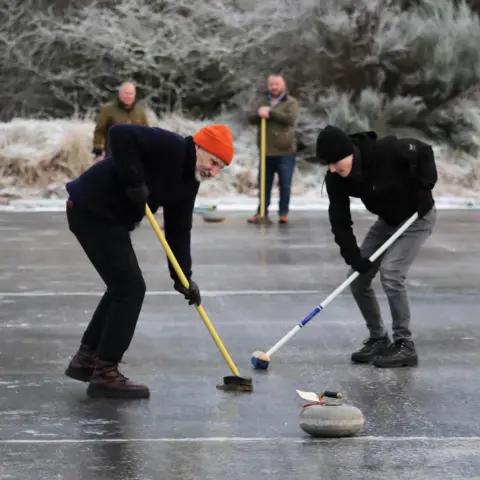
[92,82,149,161]
[246,75,300,225]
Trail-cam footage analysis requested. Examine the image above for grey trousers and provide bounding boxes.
[348,207,436,341]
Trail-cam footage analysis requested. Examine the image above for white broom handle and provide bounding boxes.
[266,212,419,356]
[321,212,419,311]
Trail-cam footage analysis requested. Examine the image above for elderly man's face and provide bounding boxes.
[195,147,227,182]
[119,84,136,107]
[268,76,285,97]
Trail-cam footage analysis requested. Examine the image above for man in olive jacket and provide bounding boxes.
[92,82,149,160]
[246,75,300,224]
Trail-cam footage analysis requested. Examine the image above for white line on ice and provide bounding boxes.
[0,290,320,297]
[1,436,479,444]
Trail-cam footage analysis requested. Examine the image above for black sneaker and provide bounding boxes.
[351,335,391,364]
[372,339,418,368]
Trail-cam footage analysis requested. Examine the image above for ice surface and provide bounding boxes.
[0,210,480,479]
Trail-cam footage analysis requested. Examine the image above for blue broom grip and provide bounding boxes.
[299,305,323,327]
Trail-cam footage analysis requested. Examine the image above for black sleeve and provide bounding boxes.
[147,193,160,214]
[108,124,150,188]
[326,174,363,267]
[396,138,438,190]
[162,187,199,284]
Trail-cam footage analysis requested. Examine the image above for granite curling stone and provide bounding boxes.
[296,389,365,438]
[194,205,225,223]
[201,210,225,223]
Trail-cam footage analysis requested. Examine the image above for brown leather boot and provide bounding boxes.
[279,215,289,224]
[65,344,95,382]
[86,359,150,399]
[247,213,261,223]
[247,213,272,224]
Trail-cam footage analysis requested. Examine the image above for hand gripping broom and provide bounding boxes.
[145,205,253,392]
[251,212,419,370]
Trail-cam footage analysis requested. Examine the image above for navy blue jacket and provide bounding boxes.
[66,124,200,282]
[325,131,437,268]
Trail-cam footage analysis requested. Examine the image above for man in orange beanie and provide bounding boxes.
[63,123,234,400]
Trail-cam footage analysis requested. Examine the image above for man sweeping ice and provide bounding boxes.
[314,125,437,368]
[64,123,234,398]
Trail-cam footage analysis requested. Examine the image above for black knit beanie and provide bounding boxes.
[315,125,355,165]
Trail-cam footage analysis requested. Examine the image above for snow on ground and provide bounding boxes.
[0,194,479,212]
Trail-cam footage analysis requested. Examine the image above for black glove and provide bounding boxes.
[417,189,433,218]
[351,257,374,274]
[126,183,149,204]
[174,279,201,306]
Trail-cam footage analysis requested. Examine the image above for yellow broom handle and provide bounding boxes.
[260,117,266,217]
[144,204,241,377]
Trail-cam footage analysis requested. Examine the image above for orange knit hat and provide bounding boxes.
[193,124,234,165]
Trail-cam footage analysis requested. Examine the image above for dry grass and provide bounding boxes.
[0,112,479,200]
[434,145,480,197]
[0,119,92,189]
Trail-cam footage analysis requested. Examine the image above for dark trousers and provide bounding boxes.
[256,154,296,216]
[66,202,146,363]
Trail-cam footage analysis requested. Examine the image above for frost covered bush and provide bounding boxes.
[0,112,479,201]
[1,0,480,198]
[1,0,480,145]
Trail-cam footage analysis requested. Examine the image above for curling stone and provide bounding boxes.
[296,389,364,438]
[201,210,225,223]
[250,350,271,370]
[194,205,225,223]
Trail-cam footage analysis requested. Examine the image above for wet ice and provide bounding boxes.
[0,210,480,479]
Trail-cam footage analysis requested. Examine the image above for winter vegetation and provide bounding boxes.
[1,0,480,201]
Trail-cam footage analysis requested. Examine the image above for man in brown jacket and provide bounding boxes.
[92,82,149,161]
[246,75,300,224]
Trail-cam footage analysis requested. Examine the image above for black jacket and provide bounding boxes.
[325,131,437,268]
[66,124,200,283]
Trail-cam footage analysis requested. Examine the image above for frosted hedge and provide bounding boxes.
[1,0,480,153]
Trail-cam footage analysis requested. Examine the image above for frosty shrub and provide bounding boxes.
[0,112,479,201]
[1,0,480,197]
[1,1,480,131]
